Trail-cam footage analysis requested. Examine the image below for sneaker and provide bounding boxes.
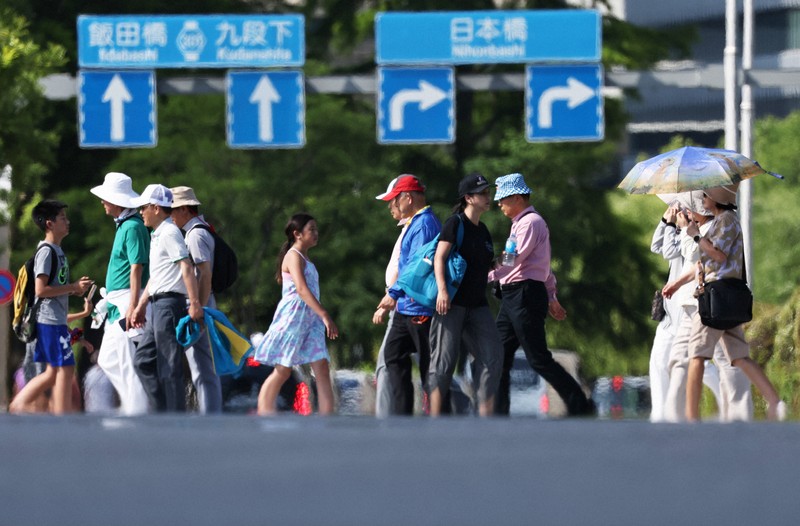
[776,401,788,422]
[768,400,788,421]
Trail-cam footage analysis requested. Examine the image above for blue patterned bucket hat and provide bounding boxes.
[494,173,532,201]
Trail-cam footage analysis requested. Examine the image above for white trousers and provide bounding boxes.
[648,322,673,422]
[664,305,753,422]
[97,290,150,415]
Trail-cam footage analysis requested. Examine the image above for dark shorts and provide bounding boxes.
[34,323,75,367]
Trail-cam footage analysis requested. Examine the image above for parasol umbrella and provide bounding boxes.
[618,146,783,195]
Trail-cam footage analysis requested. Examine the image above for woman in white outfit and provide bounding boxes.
[649,202,721,421]
[662,191,752,422]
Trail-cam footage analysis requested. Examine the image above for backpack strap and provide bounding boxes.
[456,214,464,250]
[517,210,536,222]
[36,243,59,286]
[187,222,213,235]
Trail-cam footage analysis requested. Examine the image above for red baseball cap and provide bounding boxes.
[379,175,426,201]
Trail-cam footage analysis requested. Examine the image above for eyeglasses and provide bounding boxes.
[139,204,156,212]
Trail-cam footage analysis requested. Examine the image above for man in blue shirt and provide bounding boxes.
[377,175,441,415]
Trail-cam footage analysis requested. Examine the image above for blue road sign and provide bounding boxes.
[376,10,600,65]
[377,67,455,145]
[78,15,304,68]
[0,269,15,306]
[227,71,305,149]
[78,70,157,148]
[525,64,604,143]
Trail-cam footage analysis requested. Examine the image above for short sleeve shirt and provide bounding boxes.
[702,210,744,282]
[35,242,69,325]
[440,213,494,307]
[147,218,190,295]
[105,214,150,292]
[184,217,215,269]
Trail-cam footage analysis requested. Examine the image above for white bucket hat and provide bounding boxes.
[130,184,173,208]
[704,184,739,207]
[90,172,140,208]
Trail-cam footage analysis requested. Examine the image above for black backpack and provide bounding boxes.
[12,244,58,343]
[187,223,239,293]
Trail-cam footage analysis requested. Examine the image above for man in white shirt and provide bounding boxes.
[130,184,203,412]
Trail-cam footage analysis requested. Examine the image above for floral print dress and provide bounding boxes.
[254,249,329,367]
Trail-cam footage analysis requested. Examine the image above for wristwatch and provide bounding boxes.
[693,235,701,243]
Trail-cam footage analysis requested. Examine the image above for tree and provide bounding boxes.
[0,6,66,204]
[751,111,800,304]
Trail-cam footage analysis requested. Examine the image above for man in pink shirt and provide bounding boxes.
[488,173,594,416]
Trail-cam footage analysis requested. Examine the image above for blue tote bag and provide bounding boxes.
[395,217,466,309]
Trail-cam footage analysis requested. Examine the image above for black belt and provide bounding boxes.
[151,291,185,302]
[500,279,542,292]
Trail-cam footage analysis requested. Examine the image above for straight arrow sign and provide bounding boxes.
[227,70,305,148]
[79,70,156,148]
[249,75,281,142]
[102,74,132,142]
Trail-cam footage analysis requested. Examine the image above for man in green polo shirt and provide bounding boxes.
[90,172,151,414]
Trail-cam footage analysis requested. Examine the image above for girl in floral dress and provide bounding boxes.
[255,213,339,415]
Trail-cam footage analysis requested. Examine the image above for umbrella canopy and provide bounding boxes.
[618,146,782,195]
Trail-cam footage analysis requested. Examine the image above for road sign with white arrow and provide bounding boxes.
[226,70,305,148]
[78,70,156,148]
[525,64,604,143]
[377,67,455,144]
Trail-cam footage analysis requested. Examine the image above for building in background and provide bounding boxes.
[582,0,800,158]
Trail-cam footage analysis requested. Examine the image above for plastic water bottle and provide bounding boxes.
[502,234,517,266]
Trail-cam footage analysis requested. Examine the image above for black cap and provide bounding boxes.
[458,173,490,197]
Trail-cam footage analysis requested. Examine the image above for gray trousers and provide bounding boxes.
[374,310,395,418]
[133,294,187,412]
[428,305,502,404]
[185,327,223,413]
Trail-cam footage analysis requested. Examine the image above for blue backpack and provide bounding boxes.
[395,216,466,310]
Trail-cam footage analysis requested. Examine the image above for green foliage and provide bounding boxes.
[747,288,800,419]
[751,112,800,304]
[0,6,66,195]
[602,16,695,69]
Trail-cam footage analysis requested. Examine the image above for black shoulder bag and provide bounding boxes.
[696,252,753,330]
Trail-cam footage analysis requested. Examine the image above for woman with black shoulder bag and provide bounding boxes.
[664,184,785,421]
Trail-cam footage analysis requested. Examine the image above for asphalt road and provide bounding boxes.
[1,415,799,525]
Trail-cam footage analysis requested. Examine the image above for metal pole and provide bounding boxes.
[724,0,738,152]
[0,164,11,411]
[740,0,755,288]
